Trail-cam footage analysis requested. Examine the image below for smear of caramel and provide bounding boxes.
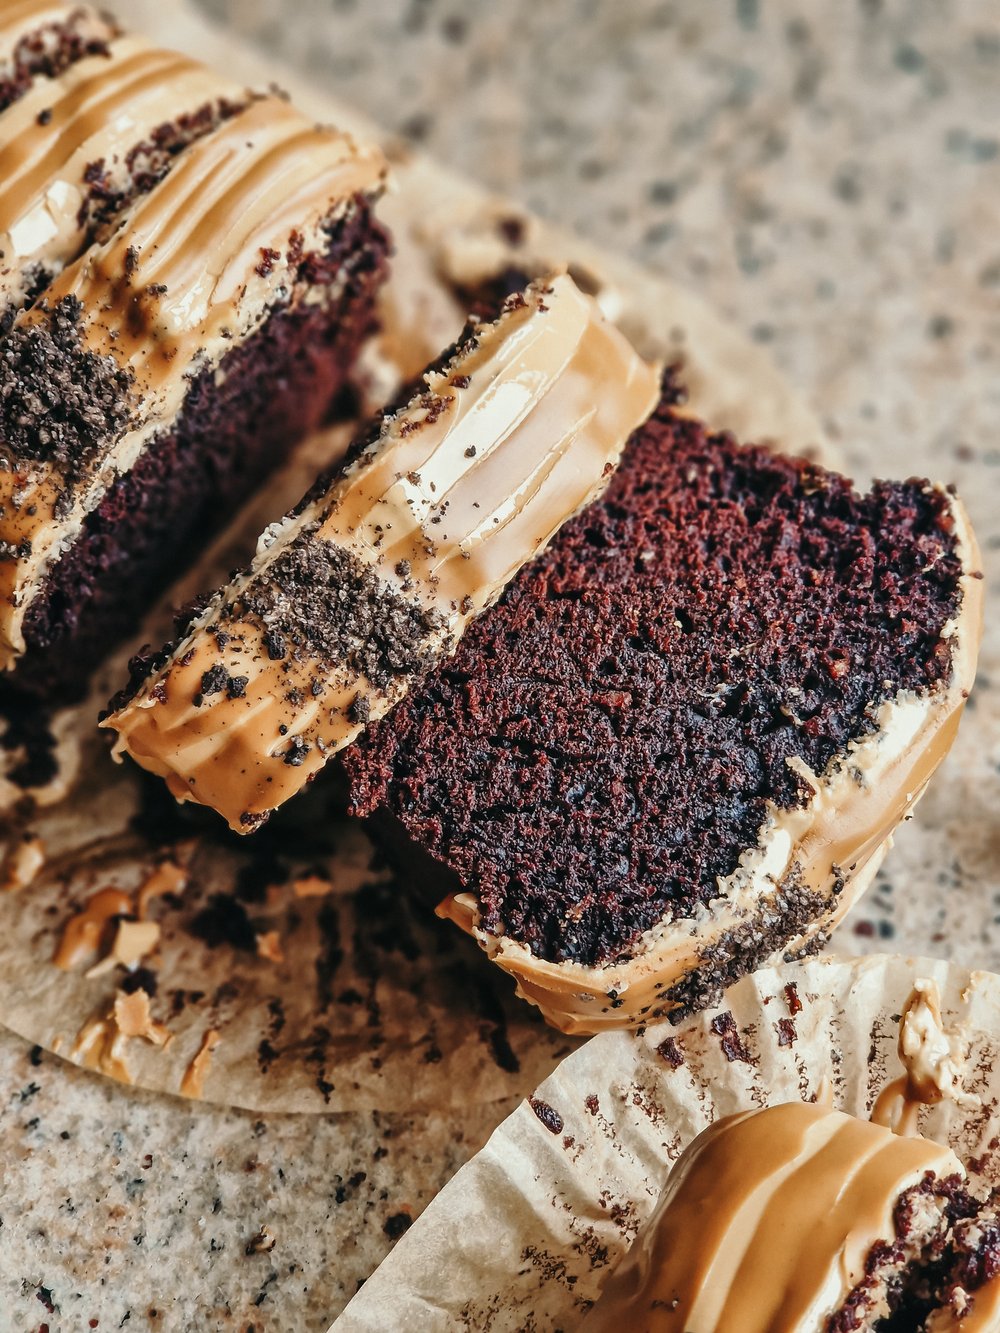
[54,886,133,969]
[181,1027,220,1099]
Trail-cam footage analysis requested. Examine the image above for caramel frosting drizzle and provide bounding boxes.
[585,1101,963,1332]
[872,978,979,1136]
[0,32,247,311]
[0,94,386,662]
[105,274,661,831]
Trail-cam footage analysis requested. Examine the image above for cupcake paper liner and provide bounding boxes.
[334,954,1000,1331]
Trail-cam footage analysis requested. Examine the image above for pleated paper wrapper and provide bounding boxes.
[334,954,1000,1331]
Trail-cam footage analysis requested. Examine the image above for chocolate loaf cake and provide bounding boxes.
[103,275,661,826]
[341,380,982,1034]
[0,6,389,695]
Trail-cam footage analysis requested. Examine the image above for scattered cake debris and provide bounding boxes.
[181,1027,221,1099]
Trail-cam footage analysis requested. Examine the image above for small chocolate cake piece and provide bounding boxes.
[0,9,389,696]
[343,381,982,1033]
[103,275,661,828]
[582,1101,971,1333]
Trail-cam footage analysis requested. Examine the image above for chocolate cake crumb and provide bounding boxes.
[121,966,158,997]
[263,630,287,661]
[776,1018,797,1046]
[656,1036,684,1068]
[348,695,371,725]
[199,664,228,697]
[191,894,256,952]
[283,737,310,767]
[227,675,249,700]
[0,296,135,484]
[529,1098,564,1134]
[710,1012,752,1064]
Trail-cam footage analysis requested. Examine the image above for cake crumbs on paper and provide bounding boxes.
[57,859,185,973]
[181,1027,221,1099]
[137,859,189,918]
[0,834,44,892]
[54,886,134,969]
[112,988,170,1044]
[255,930,284,964]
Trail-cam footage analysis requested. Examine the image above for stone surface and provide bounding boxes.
[0,1030,513,1330]
[2,1,999,1329]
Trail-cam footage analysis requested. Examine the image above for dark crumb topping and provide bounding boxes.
[0,13,117,117]
[78,97,248,237]
[238,538,446,692]
[0,295,134,496]
[345,381,965,967]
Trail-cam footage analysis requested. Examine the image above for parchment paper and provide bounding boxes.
[0,0,832,1114]
[335,953,1000,1331]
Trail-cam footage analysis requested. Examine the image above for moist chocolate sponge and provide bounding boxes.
[14,198,390,699]
[344,379,964,968]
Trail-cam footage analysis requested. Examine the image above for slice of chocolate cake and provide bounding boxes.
[0,35,389,695]
[103,274,661,828]
[340,380,982,1034]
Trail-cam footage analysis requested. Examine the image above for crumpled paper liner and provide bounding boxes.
[0,0,833,1116]
[0,425,579,1113]
[334,954,1000,1332]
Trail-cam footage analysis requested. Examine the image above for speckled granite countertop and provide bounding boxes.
[3,2,999,1329]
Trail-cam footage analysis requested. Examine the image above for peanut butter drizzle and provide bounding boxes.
[0,34,244,302]
[53,885,133,968]
[180,1027,220,1099]
[872,978,978,1136]
[105,274,661,831]
[584,1102,963,1332]
[0,93,386,662]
